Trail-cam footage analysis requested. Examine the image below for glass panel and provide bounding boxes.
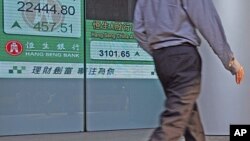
[0,0,84,135]
[86,0,165,131]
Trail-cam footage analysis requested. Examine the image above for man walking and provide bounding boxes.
[133,0,245,141]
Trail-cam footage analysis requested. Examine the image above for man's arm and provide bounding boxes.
[133,0,152,55]
[182,0,242,75]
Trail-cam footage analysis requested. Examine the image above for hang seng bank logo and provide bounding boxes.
[5,40,23,56]
[22,0,65,31]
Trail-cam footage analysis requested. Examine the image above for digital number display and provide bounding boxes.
[4,0,81,38]
[90,41,152,61]
[17,1,76,15]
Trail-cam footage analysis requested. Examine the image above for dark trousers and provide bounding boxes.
[149,45,205,141]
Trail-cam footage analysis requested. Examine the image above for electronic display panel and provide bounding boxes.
[86,0,156,79]
[0,0,84,78]
[86,19,157,79]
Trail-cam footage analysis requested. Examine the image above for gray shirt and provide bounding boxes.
[133,0,241,74]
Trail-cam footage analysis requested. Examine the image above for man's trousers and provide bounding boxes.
[149,45,206,141]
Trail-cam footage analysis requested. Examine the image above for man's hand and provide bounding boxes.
[236,66,245,84]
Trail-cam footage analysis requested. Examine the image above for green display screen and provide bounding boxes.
[0,0,84,78]
[0,0,157,79]
[86,20,157,79]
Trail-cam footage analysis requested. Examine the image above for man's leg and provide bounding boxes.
[149,46,205,141]
[184,103,206,141]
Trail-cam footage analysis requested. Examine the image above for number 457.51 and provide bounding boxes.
[33,22,73,33]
